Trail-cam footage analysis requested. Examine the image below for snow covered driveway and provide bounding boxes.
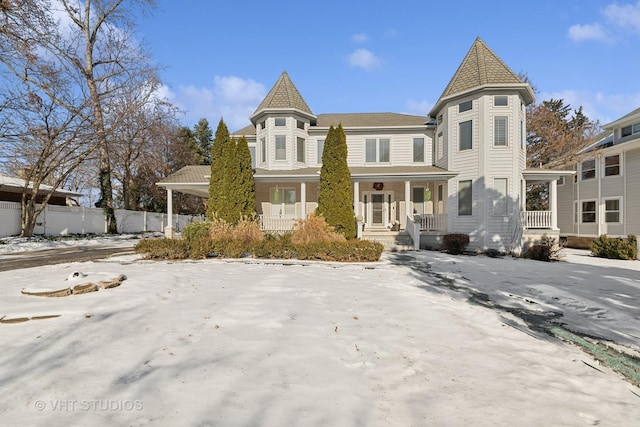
[0,253,639,426]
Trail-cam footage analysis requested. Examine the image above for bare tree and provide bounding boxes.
[0,0,158,233]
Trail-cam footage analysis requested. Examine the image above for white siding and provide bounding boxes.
[626,148,640,235]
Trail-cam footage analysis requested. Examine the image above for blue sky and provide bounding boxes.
[135,0,640,132]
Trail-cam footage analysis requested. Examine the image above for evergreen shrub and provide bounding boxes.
[182,221,211,242]
[441,233,470,255]
[591,235,638,260]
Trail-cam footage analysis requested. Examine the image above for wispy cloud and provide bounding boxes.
[568,1,640,42]
[160,76,265,131]
[403,99,433,117]
[348,49,381,71]
[351,33,369,43]
[539,89,640,124]
[568,23,609,42]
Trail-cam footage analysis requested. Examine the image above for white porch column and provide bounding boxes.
[165,188,175,238]
[353,181,360,217]
[300,182,307,219]
[550,179,558,230]
[404,180,411,222]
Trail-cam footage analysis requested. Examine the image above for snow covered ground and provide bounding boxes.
[0,237,639,426]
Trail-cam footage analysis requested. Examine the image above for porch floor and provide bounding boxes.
[361,229,415,252]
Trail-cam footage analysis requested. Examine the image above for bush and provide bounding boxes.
[291,214,345,245]
[134,238,191,260]
[295,240,383,262]
[251,234,296,259]
[524,236,562,262]
[231,217,264,244]
[182,221,211,242]
[442,233,470,255]
[591,234,638,260]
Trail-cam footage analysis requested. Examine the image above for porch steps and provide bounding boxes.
[362,229,415,251]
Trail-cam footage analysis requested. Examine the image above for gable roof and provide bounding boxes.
[603,106,640,129]
[250,71,314,124]
[429,37,534,116]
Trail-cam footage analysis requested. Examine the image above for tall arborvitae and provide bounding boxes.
[218,137,241,223]
[207,119,230,219]
[236,136,257,218]
[317,124,355,238]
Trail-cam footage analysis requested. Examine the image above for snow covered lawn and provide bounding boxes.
[0,248,639,426]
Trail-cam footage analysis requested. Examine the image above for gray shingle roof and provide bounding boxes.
[253,71,313,116]
[157,165,210,184]
[439,37,523,99]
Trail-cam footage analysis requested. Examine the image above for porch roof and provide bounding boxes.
[523,169,575,183]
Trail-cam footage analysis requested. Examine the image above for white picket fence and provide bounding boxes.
[0,201,203,237]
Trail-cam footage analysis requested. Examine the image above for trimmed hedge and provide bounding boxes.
[134,235,383,262]
[591,235,637,260]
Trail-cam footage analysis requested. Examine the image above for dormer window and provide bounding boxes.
[275,118,286,126]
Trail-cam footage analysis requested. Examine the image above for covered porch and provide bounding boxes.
[522,169,576,231]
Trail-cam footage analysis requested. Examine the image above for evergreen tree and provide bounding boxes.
[236,136,257,218]
[193,118,213,164]
[219,137,241,223]
[207,119,230,219]
[317,124,356,238]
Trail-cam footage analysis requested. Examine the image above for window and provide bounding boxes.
[413,138,425,162]
[270,188,296,215]
[604,199,620,222]
[459,120,472,151]
[581,159,596,180]
[275,135,286,160]
[520,120,524,149]
[412,187,425,215]
[621,125,632,137]
[604,155,620,176]
[296,137,305,163]
[296,120,305,130]
[365,138,391,163]
[558,176,565,186]
[458,180,472,216]
[436,133,444,160]
[249,146,256,169]
[574,201,578,224]
[317,139,324,164]
[459,100,472,112]
[275,117,286,126]
[494,95,508,106]
[437,184,443,202]
[494,116,507,146]
[493,178,508,215]
[605,199,620,223]
[581,201,596,223]
[260,137,266,163]
[259,121,266,130]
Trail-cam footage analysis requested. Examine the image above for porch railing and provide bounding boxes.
[417,214,447,231]
[258,214,299,232]
[523,211,552,229]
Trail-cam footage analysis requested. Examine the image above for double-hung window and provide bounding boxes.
[604,155,620,176]
[605,199,620,223]
[317,139,324,164]
[581,159,596,180]
[275,136,286,160]
[413,138,425,162]
[459,120,472,151]
[458,180,472,216]
[260,137,266,163]
[296,137,305,163]
[494,116,507,146]
[365,138,390,163]
[581,201,596,223]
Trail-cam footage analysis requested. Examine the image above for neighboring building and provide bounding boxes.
[0,174,81,206]
[159,38,570,252]
[557,107,640,242]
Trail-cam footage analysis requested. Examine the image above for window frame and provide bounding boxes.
[296,120,305,130]
[317,139,324,165]
[494,116,508,146]
[581,200,596,223]
[494,95,508,106]
[459,120,473,151]
[296,137,305,163]
[275,135,287,160]
[365,138,391,163]
[458,100,472,113]
[413,137,425,163]
[274,117,286,127]
[604,154,620,177]
[581,159,596,180]
[260,137,266,163]
[458,180,472,216]
[604,198,621,223]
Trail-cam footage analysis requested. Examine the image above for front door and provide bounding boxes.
[371,194,385,225]
[364,191,393,227]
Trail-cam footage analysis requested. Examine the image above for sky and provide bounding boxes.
[128,0,640,132]
[1,239,639,425]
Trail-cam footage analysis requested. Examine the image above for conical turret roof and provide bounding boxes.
[252,71,314,120]
[430,38,534,116]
